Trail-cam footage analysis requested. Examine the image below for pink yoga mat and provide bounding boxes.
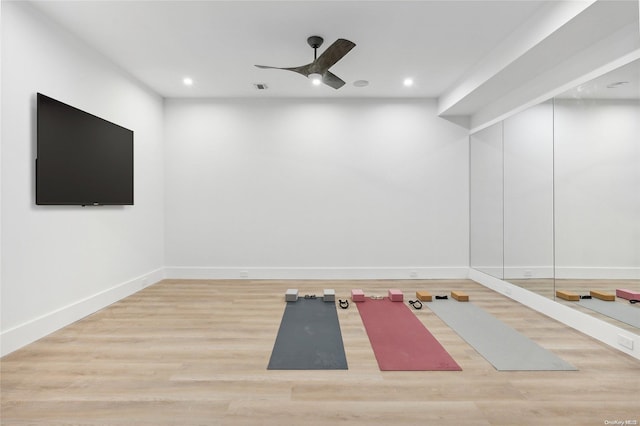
[356,298,461,371]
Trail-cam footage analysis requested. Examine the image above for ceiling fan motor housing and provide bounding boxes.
[307,36,324,49]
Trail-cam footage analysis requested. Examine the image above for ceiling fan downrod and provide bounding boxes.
[307,36,324,61]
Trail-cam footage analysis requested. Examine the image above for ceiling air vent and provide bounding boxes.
[254,83,268,90]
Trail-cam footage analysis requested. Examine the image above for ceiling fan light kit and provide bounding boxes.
[309,73,323,86]
[255,35,356,90]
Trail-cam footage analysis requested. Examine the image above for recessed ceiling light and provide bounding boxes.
[403,78,414,87]
[183,77,194,86]
[353,80,369,87]
[606,81,629,88]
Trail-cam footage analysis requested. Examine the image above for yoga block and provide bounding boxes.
[590,290,615,301]
[323,289,335,302]
[556,290,579,301]
[451,291,469,302]
[351,289,365,302]
[388,289,403,302]
[416,291,432,302]
[285,289,298,302]
[616,288,640,300]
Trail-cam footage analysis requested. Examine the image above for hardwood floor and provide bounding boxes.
[2,279,639,425]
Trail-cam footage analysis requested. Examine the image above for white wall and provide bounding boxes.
[1,2,165,355]
[554,99,640,278]
[164,99,469,279]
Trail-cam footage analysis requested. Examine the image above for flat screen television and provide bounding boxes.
[36,93,133,206]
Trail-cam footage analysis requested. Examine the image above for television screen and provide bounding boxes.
[36,93,133,205]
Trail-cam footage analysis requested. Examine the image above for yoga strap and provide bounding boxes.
[370,295,384,300]
[435,295,448,300]
[304,294,317,299]
[339,299,350,309]
[630,299,639,304]
[580,295,592,299]
[409,300,423,310]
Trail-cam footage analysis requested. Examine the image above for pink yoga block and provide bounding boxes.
[616,288,640,300]
[388,289,403,302]
[352,289,365,302]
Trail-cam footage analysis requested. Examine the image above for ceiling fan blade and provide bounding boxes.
[254,64,283,70]
[254,63,313,76]
[322,71,346,89]
[314,39,356,72]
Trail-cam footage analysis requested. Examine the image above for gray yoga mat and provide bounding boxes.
[268,297,348,370]
[578,298,640,329]
[427,300,576,371]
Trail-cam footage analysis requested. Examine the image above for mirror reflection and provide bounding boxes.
[470,58,640,334]
[470,122,503,279]
[553,59,640,333]
[503,101,554,298]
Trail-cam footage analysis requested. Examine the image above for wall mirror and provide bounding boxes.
[552,58,640,333]
[503,101,555,298]
[469,102,555,297]
[470,122,503,280]
[470,58,639,334]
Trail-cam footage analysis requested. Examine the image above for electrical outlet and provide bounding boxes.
[240,270,249,279]
[618,334,634,350]
[524,270,533,278]
[409,270,418,278]
[504,287,512,296]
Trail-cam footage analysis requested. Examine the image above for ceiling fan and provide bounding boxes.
[255,36,356,89]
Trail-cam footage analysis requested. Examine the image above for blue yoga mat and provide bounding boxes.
[427,300,577,371]
[268,297,348,370]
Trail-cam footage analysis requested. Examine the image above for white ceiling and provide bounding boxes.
[30,0,550,99]
[558,58,640,100]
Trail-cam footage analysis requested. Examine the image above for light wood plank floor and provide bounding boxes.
[2,279,639,425]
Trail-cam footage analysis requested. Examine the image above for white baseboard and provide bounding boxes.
[469,268,640,360]
[0,268,165,357]
[504,266,553,279]
[164,266,469,280]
